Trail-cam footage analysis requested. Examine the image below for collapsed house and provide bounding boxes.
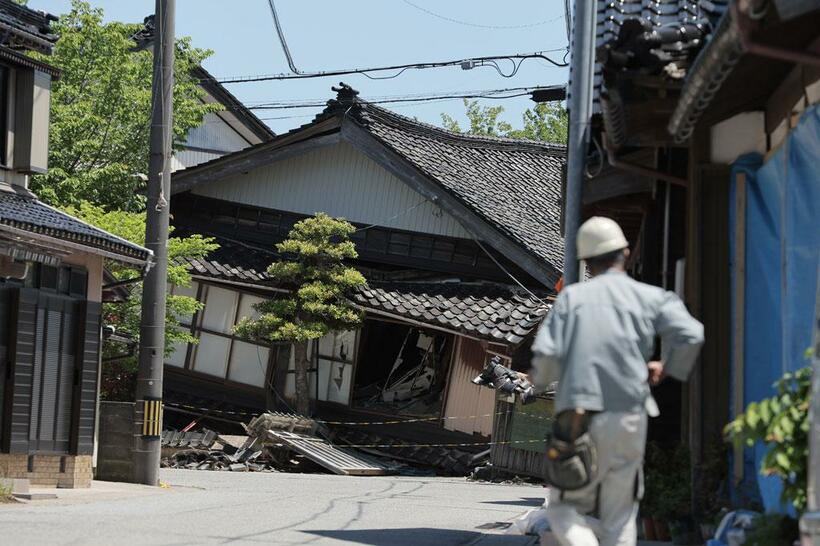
[160,84,564,472]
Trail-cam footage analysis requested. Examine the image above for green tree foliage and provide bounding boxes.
[441,99,568,143]
[64,202,218,399]
[724,366,812,512]
[30,1,219,211]
[235,213,366,415]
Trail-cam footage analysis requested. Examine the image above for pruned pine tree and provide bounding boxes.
[234,213,366,415]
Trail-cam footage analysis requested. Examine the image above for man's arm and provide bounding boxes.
[654,291,705,381]
[530,292,568,389]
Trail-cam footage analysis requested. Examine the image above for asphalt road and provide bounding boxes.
[0,469,545,545]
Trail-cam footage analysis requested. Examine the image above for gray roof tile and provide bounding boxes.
[0,191,150,262]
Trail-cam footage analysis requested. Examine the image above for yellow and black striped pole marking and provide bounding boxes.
[142,398,163,437]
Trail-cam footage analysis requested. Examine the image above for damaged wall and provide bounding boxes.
[443,338,495,437]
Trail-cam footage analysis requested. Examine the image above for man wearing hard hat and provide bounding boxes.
[531,217,704,546]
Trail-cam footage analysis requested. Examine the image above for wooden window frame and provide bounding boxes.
[173,281,276,391]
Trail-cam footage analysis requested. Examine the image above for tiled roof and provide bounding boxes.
[173,90,566,286]
[175,230,275,285]
[586,0,729,112]
[0,191,150,263]
[347,100,565,280]
[352,281,550,345]
[0,0,58,54]
[176,233,549,345]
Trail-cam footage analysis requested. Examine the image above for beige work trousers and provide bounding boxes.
[545,411,648,546]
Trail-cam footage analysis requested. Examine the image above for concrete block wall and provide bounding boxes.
[0,454,93,488]
[96,401,135,483]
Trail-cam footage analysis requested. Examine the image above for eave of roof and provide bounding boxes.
[352,281,550,346]
[192,65,275,143]
[0,45,60,78]
[173,231,550,345]
[668,2,820,142]
[0,190,151,265]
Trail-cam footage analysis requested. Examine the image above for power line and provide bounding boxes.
[267,0,300,74]
[246,86,564,111]
[243,86,545,106]
[400,0,564,30]
[212,51,568,84]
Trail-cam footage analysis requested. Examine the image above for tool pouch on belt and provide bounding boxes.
[544,411,598,491]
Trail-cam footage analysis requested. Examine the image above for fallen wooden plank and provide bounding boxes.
[268,431,387,476]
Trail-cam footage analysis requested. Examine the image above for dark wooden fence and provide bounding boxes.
[489,395,552,478]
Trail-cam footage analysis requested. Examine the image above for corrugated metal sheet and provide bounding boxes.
[269,430,386,476]
[184,112,252,153]
[442,338,495,437]
[173,149,224,172]
[191,141,472,239]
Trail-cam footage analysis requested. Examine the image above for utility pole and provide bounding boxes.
[134,0,174,486]
[562,0,596,285]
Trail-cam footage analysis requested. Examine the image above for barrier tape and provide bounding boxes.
[266,438,547,449]
[164,401,553,425]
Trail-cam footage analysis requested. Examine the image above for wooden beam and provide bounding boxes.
[765,36,820,133]
[341,120,559,289]
[732,172,747,486]
[583,171,654,205]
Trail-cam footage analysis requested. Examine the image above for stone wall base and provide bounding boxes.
[0,453,93,488]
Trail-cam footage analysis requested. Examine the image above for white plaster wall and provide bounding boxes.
[710,111,767,164]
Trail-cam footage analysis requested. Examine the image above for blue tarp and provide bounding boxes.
[728,105,820,512]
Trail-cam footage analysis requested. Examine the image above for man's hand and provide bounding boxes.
[648,361,665,386]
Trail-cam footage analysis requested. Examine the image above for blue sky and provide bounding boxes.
[32,0,569,134]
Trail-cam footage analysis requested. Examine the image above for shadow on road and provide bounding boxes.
[481,497,544,507]
[303,528,481,546]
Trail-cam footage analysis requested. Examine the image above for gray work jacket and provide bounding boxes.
[531,270,704,414]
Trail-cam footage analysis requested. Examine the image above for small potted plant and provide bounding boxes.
[744,513,799,546]
[655,446,692,543]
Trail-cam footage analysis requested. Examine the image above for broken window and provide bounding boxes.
[281,330,357,405]
[352,319,452,418]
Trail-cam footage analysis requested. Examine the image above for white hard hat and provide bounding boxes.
[577,216,628,259]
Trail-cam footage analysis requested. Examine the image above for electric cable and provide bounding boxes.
[354,198,430,233]
[471,237,550,306]
[564,0,572,42]
[247,87,560,111]
[400,0,564,30]
[267,0,300,73]
[246,85,552,107]
[213,51,568,84]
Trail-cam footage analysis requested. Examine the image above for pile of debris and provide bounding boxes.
[330,428,488,476]
[161,412,389,476]
[160,429,278,472]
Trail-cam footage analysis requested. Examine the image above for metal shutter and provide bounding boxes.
[71,300,100,455]
[0,288,10,448]
[55,306,76,451]
[29,295,77,454]
[7,288,38,453]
